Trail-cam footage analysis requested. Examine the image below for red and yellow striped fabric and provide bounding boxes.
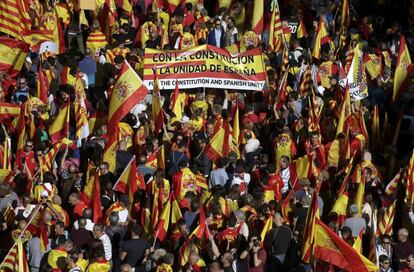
[87,31,108,53]
[48,102,70,144]
[377,200,396,237]
[0,37,30,77]
[0,238,30,272]
[0,0,31,40]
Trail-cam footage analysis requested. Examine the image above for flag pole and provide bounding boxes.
[112,155,136,191]
[0,204,42,268]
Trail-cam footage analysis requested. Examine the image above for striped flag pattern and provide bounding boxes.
[405,152,414,205]
[0,238,30,272]
[385,171,402,195]
[377,201,396,237]
[269,1,283,52]
[0,0,31,40]
[299,68,313,97]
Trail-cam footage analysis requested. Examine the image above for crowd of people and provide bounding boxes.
[0,0,414,271]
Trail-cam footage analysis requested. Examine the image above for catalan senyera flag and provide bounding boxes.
[337,152,356,195]
[296,15,308,39]
[377,200,396,237]
[205,121,231,162]
[268,1,283,52]
[178,239,191,267]
[251,0,263,35]
[299,67,313,97]
[54,4,71,26]
[39,139,66,173]
[74,98,90,140]
[276,69,288,110]
[0,37,30,77]
[195,173,208,191]
[48,102,70,144]
[393,36,412,101]
[312,19,332,60]
[385,170,402,195]
[108,61,148,133]
[330,192,349,225]
[405,152,414,206]
[0,238,30,272]
[86,30,108,53]
[152,70,164,134]
[301,191,320,263]
[3,204,15,226]
[155,193,171,242]
[0,0,31,40]
[313,218,378,272]
[341,0,350,28]
[113,156,146,203]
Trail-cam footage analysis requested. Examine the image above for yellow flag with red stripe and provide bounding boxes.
[155,194,171,242]
[393,36,412,101]
[251,0,263,35]
[48,102,70,144]
[260,215,273,242]
[0,37,30,77]
[108,61,148,133]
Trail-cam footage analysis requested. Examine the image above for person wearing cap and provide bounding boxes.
[343,204,366,238]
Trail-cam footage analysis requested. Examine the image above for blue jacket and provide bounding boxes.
[206,27,225,48]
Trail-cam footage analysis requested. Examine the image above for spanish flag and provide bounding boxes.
[0,37,30,77]
[330,192,349,225]
[276,69,288,110]
[0,102,20,120]
[232,101,240,146]
[296,15,308,39]
[190,202,209,240]
[393,36,412,101]
[171,80,183,123]
[108,61,148,133]
[312,19,332,60]
[405,151,414,206]
[16,103,27,151]
[205,121,231,162]
[155,194,171,242]
[251,0,263,35]
[313,217,377,271]
[48,102,70,144]
[281,190,293,224]
[113,156,145,203]
[20,29,54,51]
[377,200,396,237]
[301,191,320,263]
[0,0,31,40]
[171,194,183,224]
[371,106,380,149]
[40,220,49,252]
[84,170,103,223]
[341,0,350,28]
[167,0,180,13]
[352,229,363,254]
[152,69,164,134]
[37,63,49,103]
[336,86,351,136]
[0,238,30,272]
[260,215,273,242]
[354,172,365,216]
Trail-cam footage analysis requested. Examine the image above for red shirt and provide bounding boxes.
[242,113,259,125]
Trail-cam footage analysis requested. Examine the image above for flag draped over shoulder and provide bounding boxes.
[0,0,31,40]
[48,102,70,144]
[393,36,412,101]
[251,0,263,35]
[0,238,30,272]
[314,218,378,271]
[108,61,148,133]
[0,37,30,77]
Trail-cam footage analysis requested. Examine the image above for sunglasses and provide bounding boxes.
[26,145,33,148]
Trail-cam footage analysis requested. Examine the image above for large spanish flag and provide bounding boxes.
[108,61,148,133]
[48,102,70,144]
[314,218,377,271]
[0,37,30,77]
[0,0,31,40]
[393,36,412,101]
[251,0,263,35]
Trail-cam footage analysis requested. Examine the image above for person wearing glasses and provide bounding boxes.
[377,235,393,261]
[207,18,225,48]
[379,255,394,272]
[11,77,29,104]
[14,139,37,180]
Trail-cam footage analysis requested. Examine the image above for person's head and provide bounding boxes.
[380,235,391,249]
[279,155,290,169]
[108,211,119,226]
[118,140,127,151]
[209,260,222,272]
[24,140,34,152]
[18,218,27,230]
[121,263,132,272]
[83,208,93,219]
[18,77,27,89]
[349,204,359,216]
[397,228,409,243]
[272,212,285,226]
[93,224,104,238]
[340,226,352,241]
[54,220,65,236]
[68,193,80,206]
[78,217,87,229]
[378,255,391,269]
[407,254,414,270]
[214,18,221,30]
[131,223,141,238]
[99,162,110,175]
[221,252,234,266]
[217,157,228,169]
[310,132,319,145]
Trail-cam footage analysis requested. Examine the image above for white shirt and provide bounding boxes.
[73,219,94,232]
[280,167,290,194]
[99,233,112,260]
[244,138,260,154]
[231,173,251,191]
